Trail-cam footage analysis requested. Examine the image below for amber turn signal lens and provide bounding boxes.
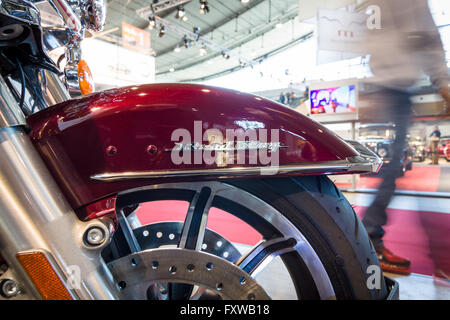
[16,251,73,300]
[77,59,95,95]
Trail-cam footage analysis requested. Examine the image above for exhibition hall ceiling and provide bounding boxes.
[103,0,311,82]
[103,0,370,82]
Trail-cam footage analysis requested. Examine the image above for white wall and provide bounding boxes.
[81,38,156,89]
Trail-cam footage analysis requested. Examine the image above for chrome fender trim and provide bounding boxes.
[91,149,382,182]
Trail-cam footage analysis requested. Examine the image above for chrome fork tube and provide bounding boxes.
[0,79,118,299]
[0,76,25,127]
[42,71,71,106]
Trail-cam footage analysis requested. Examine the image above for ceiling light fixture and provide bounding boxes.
[200,0,210,14]
[183,35,191,48]
[148,16,156,29]
[175,6,186,19]
[199,46,207,56]
[193,26,201,41]
[241,0,250,4]
[159,25,165,37]
[221,51,230,59]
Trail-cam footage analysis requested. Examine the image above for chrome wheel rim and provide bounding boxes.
[112,181,336,300]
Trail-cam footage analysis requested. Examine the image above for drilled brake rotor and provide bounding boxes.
[133,221,242,262]
[107,248,270,300]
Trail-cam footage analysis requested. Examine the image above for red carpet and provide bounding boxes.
[136,200,450,276]
[354,206,450,276]
[337,166,441,192]
[137,201,262,246]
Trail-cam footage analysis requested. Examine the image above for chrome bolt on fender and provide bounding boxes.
[81,220,113,250]
[84,227,106,246]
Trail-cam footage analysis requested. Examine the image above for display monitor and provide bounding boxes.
[310,84,356,115]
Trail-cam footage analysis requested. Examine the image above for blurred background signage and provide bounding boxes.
[316,8,368,64]
[121,22,151,53]
[298,0,357,21]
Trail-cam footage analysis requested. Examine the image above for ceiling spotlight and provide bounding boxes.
[200,0,210,14]
[169,67,175,72]
[148,16,156,29]
[175,6,186,19]
[275,21,283,29]
[221,51,230,59]
[174,46,181,53]
[159,25,165,37]
[199,46,207,56]
[182,15,188,22]
[182,35,191,48]
[240,0,250,3]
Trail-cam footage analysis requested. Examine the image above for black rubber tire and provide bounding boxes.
[226,176,389,300]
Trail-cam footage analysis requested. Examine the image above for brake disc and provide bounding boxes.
[133,221,242,262]
[107,248,270,300]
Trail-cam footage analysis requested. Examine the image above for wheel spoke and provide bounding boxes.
[117,208,141,253]
[236,237,297,277]
[170,187,215,300]
[179,187,215,251]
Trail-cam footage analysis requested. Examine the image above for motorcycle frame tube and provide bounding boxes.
[0,78,119,300]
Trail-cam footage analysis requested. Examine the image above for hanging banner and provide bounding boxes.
[316,8,369,64]
[121,22,151,53]
[317,8,368,54]
[298,0,356,22]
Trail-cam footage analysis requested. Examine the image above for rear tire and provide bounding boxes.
[111,176,389,300]
[226,176,388,300]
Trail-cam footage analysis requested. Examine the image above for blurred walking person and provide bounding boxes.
[360,0,450,274]
[279,92,286,104]
[429,126,441,164]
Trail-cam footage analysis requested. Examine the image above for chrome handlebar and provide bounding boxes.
[47,0,107,38]
[47,0,83,38]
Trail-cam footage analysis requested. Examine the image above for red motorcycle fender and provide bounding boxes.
[27,84,373,219]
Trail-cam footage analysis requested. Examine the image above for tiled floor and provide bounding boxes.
[235,241,450,300]
[386,273,450,300]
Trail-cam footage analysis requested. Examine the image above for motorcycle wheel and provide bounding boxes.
[106,176,388,300]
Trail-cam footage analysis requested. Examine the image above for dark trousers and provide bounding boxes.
[362,88,413,249]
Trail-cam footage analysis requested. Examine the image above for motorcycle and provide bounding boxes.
[0,0,398,300]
